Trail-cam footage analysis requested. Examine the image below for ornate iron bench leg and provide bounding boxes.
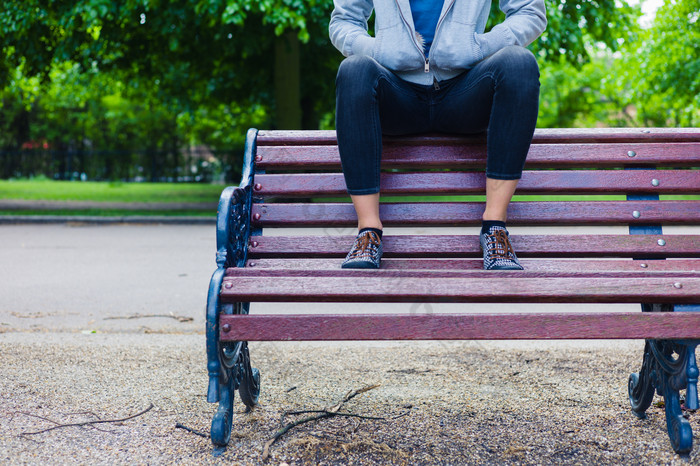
[629,305,699,454]
[206,268,232,446]
[210,368,235,446]
[206,270,260,447]
[206,281,260,446]
[629,341,655,418]
[238,328,261,409]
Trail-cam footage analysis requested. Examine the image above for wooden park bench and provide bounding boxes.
[205,127,700,454]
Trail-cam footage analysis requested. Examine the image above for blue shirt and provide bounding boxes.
[409,0,445,56]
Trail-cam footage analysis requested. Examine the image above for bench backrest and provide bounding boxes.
[231,128,700,262]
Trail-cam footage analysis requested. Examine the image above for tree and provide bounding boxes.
[537,0,699,128]
[629,0,699,126]
[1,0,664,181]
[0,0,337,130]
[2,0,642,129]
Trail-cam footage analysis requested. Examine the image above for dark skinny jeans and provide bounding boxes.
[335,45,540,195]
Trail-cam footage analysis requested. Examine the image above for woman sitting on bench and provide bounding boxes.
[329,0,547,270]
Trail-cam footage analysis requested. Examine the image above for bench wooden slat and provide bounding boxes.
[219,313,700,341]
[251,201,700,227]
[219,276,700,303]
[255,143,700,170]
[242,258,700,273]
[247,235,700,258]
[254,170,700,197]
[226,267,700,279]
[239,258,700,274]
[256,128,700,146]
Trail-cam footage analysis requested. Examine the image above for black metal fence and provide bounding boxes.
[0,146,243,183]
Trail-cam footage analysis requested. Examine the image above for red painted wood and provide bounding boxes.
[250,201,700,227]
[256,128,700,146]
[219,312,700,341]
[247,235,700,258]
[225,266,700,279]
[219,276,700,303]
[253,170,700,197]
[529,127,700,144]
[255,143,700,170]
[242,258,700,273]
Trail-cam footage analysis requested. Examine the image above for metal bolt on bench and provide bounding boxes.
[205,127,700,453]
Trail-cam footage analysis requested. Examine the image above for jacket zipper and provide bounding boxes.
[394,0,457,75]
[431,0,456,88]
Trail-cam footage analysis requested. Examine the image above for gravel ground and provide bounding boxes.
[1,333,698,465]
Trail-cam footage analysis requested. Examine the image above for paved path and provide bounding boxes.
[0,224,214,333]
[0,223,697,464]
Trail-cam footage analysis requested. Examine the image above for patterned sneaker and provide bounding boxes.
[480,225,523,270]
[341,230,383,269]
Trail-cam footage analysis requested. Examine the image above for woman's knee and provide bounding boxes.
[492,46,538,76]
[490,46,540,93]
[336,55,382,92]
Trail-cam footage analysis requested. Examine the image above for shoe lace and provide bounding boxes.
[348,231,381,258]
[486,229,514,260]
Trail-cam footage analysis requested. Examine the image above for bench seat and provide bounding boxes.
[219,313,700,341]
[220,271,700,303]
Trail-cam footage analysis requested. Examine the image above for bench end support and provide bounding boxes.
[629,339,699,454]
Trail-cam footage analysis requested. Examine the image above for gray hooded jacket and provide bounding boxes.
[329,0,547,85]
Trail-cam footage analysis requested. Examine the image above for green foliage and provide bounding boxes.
[0,0,336,113]
[0,0,339,181]
[0,60,268,180]
[0,0,696,184]
[537,0,699,128]
[488,0,642,66]
[630,0,699,125]
[538,54,639,128]
[1,0,642,123]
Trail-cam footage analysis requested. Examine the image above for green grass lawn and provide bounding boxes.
[0,179,226,203]
[0,209,212,217]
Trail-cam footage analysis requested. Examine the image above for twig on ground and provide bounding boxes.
[352,417,362,433]
[14,412,62,425]
[262,384,381,461]
[18,434,43,444]
[337,384,381,407]
[104,313,193,323]
[310,432,350,443]
[20,404,154,437]
[61,411,115,432]
[285,410,385,421]
[391,410,412,420]
[14,411,115,434]
[263,412,325,460]
[61,411,101,418]
[175,423,210,438]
